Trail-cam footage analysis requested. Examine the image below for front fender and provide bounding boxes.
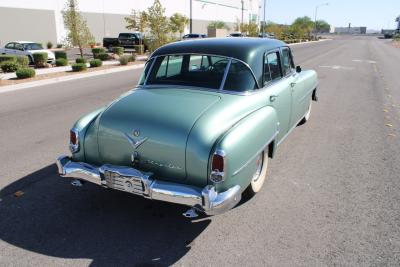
[213,106,279,192]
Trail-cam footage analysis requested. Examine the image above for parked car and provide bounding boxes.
[103,32,146,51]
[57,38,318,217]
[182,33,207,40]
[0,41,55,64]
[229,32,245,37]
[259,32,275,39]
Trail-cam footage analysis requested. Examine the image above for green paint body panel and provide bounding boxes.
[69,38,318,193]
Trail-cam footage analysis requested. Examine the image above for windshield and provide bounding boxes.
[23,43,43,50]
[143,54,258,92]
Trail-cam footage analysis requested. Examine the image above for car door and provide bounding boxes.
[281,47,306,127]
[263,49,292,143]
[14,43,25,56]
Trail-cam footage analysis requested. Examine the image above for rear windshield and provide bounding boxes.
[144,54,257,92]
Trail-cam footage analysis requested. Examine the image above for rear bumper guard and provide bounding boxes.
[56,155,241,216]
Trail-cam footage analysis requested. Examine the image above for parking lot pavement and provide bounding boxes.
[1,36,400,266]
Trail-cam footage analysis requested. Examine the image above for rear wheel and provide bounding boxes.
[244,150,269,197]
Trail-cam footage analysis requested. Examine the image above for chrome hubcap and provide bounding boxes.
[252,153,263,182]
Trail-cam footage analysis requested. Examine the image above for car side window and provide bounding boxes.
[5,43,14,49]
[281,48,294,76]
[155,55,183,79]
[15,43,24,51]
[223,60,257,92]
[264,51,282,85]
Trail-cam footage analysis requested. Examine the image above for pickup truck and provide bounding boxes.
[103,32,146,51]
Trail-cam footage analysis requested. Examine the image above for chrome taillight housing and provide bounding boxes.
[69,128,79,153]
[210,149,226,183]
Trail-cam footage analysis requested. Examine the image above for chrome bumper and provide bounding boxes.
[56,155,241,216]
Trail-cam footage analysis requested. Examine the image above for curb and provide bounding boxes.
[0,63,145,94]
[288,39,331,46]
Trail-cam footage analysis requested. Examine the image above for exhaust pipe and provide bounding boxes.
[182,208,199,218]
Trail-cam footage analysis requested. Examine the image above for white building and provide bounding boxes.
[0,0,260,46]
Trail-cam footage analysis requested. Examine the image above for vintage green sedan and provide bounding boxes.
[57,38,318,217]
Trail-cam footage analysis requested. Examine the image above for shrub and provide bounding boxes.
[97,53,109,61]
[133,45,144,54]
[0,61,20,72]
[75,57,87,64]
[16,68,35,79]
[89,59,102,67]
[119,55,130,65]
[55,51,67,60]
[0,55,17,63]
[113,46,124,56]
[16,55,29,67]
[47,41,53,49]
[56,44,63,48]
[128,54,136,62]
[92,47,106,58]
[56,58,68,66]
[33,52,48,68]
[71,63,87,72]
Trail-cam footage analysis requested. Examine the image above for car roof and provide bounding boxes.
[15,41,37,44]
[151,37,287,85]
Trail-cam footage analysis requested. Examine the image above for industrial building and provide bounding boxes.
[0,0,261,46]
[332,26,367,34]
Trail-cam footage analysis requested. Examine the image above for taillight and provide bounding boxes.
[69,129,79,153]
[210,150,226,183]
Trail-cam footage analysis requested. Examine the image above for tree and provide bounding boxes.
[62,0,94,58]
[124,10,148,46]
[291,16,314,39]
[315,20,330,33]
[169,13,189,39]
[146,0,170,51]
[241,22,259,37]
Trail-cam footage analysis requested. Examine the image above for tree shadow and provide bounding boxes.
[0,164,210,266]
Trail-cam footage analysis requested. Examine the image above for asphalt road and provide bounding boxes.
[1,36,400,266]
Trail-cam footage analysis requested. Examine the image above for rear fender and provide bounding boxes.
[212,106,279,192]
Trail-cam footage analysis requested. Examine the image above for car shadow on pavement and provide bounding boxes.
[0,164,211,266]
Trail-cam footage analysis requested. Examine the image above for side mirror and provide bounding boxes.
[296,66,302,73]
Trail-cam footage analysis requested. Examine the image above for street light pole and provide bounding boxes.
[262,0,266,37]
[314,3,328,37]
[190,0,193,34]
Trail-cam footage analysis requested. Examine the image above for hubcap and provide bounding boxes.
[252,153,263,182]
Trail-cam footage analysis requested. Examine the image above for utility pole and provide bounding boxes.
[262,0,266,37]
[241,0,244,31]
[190,0,193,34]
[314,3,328,37]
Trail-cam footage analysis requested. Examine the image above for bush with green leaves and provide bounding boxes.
[47,41,53,49]
[33,52,48,68]
[119,55,130,65]
[75,57,87,64]
[0,61,20,73]
[56,44,63,48]
[92,47,106,58]
[113,47,124,56]
[0,55,17,63]
[56,58,68,66]
[71,63,87,72]
[89,59,102,67]
[16,68,36,79]
[97,53,109,61]
[55,51,67,59]
[16,56,29,67]
[128,54,136,62]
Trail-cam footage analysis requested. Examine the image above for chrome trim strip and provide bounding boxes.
[219,59,232,90]
[56,155,241,216]
[232,131,279,176]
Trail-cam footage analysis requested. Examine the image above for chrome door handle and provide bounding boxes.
[290,82,296,88]
[270,95,278,102]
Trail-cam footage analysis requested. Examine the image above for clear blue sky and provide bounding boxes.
[262,0,400,30]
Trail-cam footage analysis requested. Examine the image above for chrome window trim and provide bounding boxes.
[263,48,283,86]
[280,46,295,78]
[219,58,232,90]
[144,53,261,91]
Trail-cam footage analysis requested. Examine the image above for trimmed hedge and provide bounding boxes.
[71,63,87,72]
[97,53,109,61]
[47,41,53,49]
[0,61,20,73]
[75,57,87,64]
[16,55,29,66]
[16,68,36,79]
[113,46,124,56]
[89,59,102,67]
[92,47,106,58]
[55,51,67,59]
[0,55,17,63]
[119,55,130,65]
[33,52,48,67]
[56,58,68,66]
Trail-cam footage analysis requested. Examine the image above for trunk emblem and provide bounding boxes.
[133,129,140,137]
[124,133,148,149]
